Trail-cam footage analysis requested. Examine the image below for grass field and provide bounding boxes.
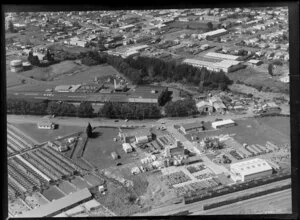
[190,116,290,147]
[228,66,289,94]
[12,123,83,143]
[7,64,120,92]
[83,127,136,170]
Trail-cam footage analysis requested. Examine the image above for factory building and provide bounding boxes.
[182,58,243,73]
[198,28,228,40]
[165,141,184,157]
[211,119,235,129]
[119,128,152,144]
[37,121,56,129]
[179,122,204,134]
[205,52,240,60]
[230,158,273,182]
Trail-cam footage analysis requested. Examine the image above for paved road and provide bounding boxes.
[7,111,255,129]
[192,188,292,215]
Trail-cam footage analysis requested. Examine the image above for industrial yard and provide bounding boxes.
[5,6,294,218]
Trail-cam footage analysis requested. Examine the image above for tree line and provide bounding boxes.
[98,102,161,119]
[7,97,200,119]
[7,99,94,118]
[77,50,232,90]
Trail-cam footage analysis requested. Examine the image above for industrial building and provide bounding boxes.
[122,143,133,153]
[119,128,152,144]
[211,119,235,129]
[37,121,56,129]
[17,188,92,218]
[205,52,240,60]
[182,58,243,73]
[230,158,273,182]
[165,141,184,157]
[179,122,204,134]
[198,28,228,40]
[7,85,168,105]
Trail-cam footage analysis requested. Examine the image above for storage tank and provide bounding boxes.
[10,60,23,72]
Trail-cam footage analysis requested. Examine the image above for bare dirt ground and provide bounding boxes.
[139,172,178,209]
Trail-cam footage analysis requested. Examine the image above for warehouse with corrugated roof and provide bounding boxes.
[230,158,273,182]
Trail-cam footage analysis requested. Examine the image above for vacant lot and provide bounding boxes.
[228,66,289,94]
[20,60,86,81]
[83,127,137,169]
[12,123,83,143]
[190,116,290,147]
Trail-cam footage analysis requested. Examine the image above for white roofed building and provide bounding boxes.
[230,158,273,182]
[212,119,235,129]
[122,143,133,153]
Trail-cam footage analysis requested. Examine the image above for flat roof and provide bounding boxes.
[203,28,228,36]
[181,122,203,130]
[230,158,273,177]
[211,119,235,127]
[183,59,217,67]
[17,188,92,218]
[215,60,241,68]
[205,52,240,60]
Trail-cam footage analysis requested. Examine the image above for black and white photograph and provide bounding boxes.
[2,3,299,218]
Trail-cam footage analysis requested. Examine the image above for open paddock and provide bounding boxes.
[191,117,289,148]
[12,122,82,143]
[83,127,137,169]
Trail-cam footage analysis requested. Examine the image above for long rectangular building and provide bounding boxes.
[205,52,240,60]
[182,58,243,73]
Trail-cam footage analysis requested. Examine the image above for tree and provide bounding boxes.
[77,102,94,117]
[8,20,15,33]
[86,122,93,138]
[207,22,213,30]
[268,63,274,76]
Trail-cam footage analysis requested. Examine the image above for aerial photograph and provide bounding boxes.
[4,6,292,217]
